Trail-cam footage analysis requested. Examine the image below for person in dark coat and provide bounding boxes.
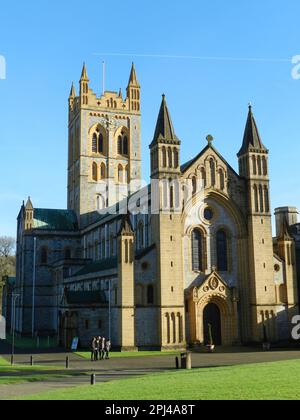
[91,337,97,362]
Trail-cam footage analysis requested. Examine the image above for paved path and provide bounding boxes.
[1,344,300,400]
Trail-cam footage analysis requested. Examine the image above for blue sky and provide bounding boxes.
[0,0,299,237]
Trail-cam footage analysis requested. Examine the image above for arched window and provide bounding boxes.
[259,185,264,213]
[118,136,123,155]
[92,133,98,153]
[264,186,270,213]
[99,133,104,154]
[219,169,225,190]
[92,162,98,181]
[201,168,207,188]
[168,147,172,168]
[216,230,228,271]
[124,165,129,183]
[210,159,216,186]
[192,177,197,196]
[41,247,48,265]
[147,285,154,305]
[138,222,144,249]
[254,185,259,212]
[96,195,105,211]
[118,165,124,183]
[174,149,179,168]
[100,163,106,180]
[162,147,167,168]
[252,156,257,175]
[192,229,203,272]
[123,136,128,156]
[170,185,174,209]
[257,156,262,176]
[64,248,71,260]
[262,157,267,176]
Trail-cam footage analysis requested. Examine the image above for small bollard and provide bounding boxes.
[11,355,14,366]
[186,352,192,370]
[30,356,34,366]
[66,356,69,369]
[175,357,179,370]
[91,374,96,386]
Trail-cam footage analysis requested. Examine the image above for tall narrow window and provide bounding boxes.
[192,229,203,272]
[252,156,257,175]
[64,248,71,260]
[118,136,123,155]
[100,163,106,180]
[259,185,264,213]
[162,147,167,167]
[192,177,197,196]
[257,156,262,176]
[264,186,270,213]
[168,147,172,168]
[92,133,98,153]
[92,162,98,181]
[216,230,228,271]
[174,149,179,168]
[99,133,104,154]
[124,165,129,183]
[210,159,216,186]
[254,185,259,212]
[118,165,124,183]
[219,169,225,190]
[123,136,128,156]
[262,157,267,176]
[201,168,206,188]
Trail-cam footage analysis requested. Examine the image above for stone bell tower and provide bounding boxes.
[150,95,186,350]
[238,105,277,342]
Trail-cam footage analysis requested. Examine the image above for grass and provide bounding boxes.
[76,350,180,359]
[5,335,57,350]
[21,359,300,400]
[0,356,82,386]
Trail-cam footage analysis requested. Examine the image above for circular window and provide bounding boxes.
[274,264,280,272]
[204,208,214,221]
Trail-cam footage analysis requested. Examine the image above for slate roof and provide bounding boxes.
[66,290,107,305]
[72,257,118,277]
[33,209,78,232]
[237,106,268,157]
[151,95,180,146]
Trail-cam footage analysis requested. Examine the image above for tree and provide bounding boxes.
[0,237,16,313]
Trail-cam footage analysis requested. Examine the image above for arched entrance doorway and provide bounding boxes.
[203,303,222,345]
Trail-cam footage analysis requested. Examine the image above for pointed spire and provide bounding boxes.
[118,214,134,236]
[151,95,180,146]
[128,63,140,87]
[80,62,89,81]
[69,82,76,98]
[25,197,33,210]
[238,105,268,157]
[278,216,293,241]
[118,88,123,99]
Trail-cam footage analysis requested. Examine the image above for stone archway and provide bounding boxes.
[203,303,222,345]
[188,271,239,346]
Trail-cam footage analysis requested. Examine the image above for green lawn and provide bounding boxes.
[21,359,300,400]
[76,350,180,359]
[0,356,81,385]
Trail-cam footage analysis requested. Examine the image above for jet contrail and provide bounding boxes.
[93,52,291,63]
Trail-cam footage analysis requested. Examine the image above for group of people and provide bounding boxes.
[90,336,111,361]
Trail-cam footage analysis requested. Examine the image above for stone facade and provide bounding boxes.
[11,65,299,349]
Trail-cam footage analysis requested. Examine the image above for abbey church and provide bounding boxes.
[11,64,299,349]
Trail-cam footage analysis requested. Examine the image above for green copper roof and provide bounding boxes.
[33,209,78,231]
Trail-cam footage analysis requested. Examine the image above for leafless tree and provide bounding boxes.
[0,236,15,258]
[0,237,16,312]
